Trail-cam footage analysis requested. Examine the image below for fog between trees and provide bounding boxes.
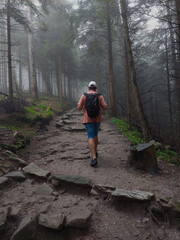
[0,0,180,147]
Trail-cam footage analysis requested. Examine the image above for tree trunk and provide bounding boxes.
[42,68,50,96]
[19,47,23,92]
[175,0,180,138]
[95,54,101,92]
[28,7,39,101]
[67,68,72,101]
[175,0,180,40]
[120,0,151,139]
[57,51,63,106]
[124,40,131,123]
[128,143,159,174]
[7,0,13,102]
[165,34,173,136]
[167,0,179,137]
[106,0,116,116]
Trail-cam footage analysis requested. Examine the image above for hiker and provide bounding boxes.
[77,81,107,166]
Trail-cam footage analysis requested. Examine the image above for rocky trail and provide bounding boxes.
[0,108,180,240]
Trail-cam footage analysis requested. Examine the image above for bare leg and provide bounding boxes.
[95,136,98,153]
[88,138,96,159]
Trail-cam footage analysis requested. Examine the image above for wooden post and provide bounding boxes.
[128,143,159,174]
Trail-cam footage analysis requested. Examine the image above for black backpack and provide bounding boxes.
[84,93,101,119]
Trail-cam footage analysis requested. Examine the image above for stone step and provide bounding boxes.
[23,163,50,178]
[5,171,26,181]
[51,174,92,188]
[111,189,155,201]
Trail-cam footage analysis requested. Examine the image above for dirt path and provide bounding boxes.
[24,109,180,200]
[1,109,180,240]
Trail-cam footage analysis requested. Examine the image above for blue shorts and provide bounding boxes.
[84,122,101,139]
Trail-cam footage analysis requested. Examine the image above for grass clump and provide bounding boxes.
[25,104,55,122]
[112,118,179,165]
[156,149,179,165]
[112,118,143,144]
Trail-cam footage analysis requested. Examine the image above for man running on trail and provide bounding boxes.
[77,81,107,167]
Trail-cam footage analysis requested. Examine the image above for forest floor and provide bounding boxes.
[0,108,180,240]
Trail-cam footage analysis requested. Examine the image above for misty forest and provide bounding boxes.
[0,0,180,240]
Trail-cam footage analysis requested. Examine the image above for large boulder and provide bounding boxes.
[10,214,37,240]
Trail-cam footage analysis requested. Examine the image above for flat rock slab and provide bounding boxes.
[5,171,26,181]
[94,184,116,194]
[56,120,63,128]
[111,189,154,201]
[9,157,27,167]
[63,126,85,132]
[38,214,65,230]
[0,161,14,174]
[35,184,53,196]
[0,177,9,187]
[0,208,9,232]
[52,174,92,188]
[66,209,93,229]
[71,113,82,116]
[10,214,37,240]
[62,120,74,125]
[61,116,70,120]
[23,163,50,178]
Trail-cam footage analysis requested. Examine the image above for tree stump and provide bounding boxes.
[128,143,159,173]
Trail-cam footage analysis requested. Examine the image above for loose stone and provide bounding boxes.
[38,214,65,230]
[66,209,93,229]
[35,184,53,196]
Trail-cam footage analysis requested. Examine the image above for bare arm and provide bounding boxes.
[100,95,107,110]
[77,95,85,110]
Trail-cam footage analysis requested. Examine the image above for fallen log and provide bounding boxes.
[0,91,8,97]
[128,143,159,173]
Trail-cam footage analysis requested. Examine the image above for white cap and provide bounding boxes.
[88,81,97,88]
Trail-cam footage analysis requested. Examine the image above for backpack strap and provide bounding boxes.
[84,92,101,96]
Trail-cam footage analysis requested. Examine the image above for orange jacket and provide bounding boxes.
[78,90,107,124]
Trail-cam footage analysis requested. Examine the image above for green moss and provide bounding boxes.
[156,149,179,165]
[24,104,55,122]
[112,118,179,165]
[0,123,22,131]
[112,118,143,144]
